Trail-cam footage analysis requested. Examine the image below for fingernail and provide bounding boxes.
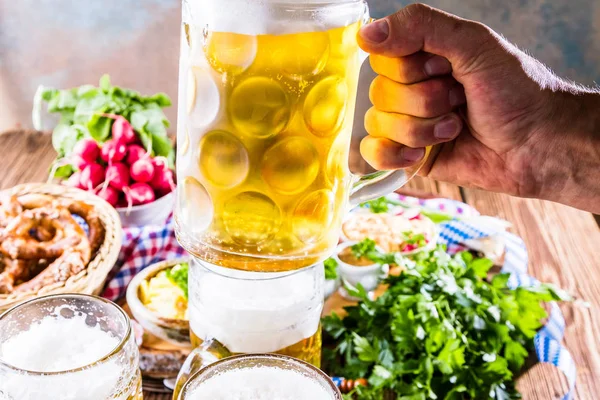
[402,147,425,163]
[434,117,461,140]
[449,85,466,107]
[359,19,389,43]
[424,56,452,76]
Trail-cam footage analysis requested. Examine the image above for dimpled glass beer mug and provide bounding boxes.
[187,259,324,365]
[176,0,429,272]
[175,354,342,400]
[0,294,142,400]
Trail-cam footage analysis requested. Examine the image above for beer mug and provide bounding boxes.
[174,260,324,395]
[0,294,142,400]
[188,259,323,365]
[175,354,342,400]
[175,0,430,272]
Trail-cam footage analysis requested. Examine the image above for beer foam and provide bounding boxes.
[189,264,323,353]
[0,312,137,400]
[185,0,364,35]
[186,366,333,400]
[1,313,119,372]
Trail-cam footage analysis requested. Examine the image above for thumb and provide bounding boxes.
[358,4,496,78]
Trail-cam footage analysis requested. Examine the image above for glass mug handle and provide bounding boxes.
[173,339,232,399]
[349,11,432,208]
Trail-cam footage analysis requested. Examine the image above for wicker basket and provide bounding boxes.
[0,183,122,312]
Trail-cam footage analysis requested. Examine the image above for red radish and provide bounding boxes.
[151,156,169,171]
[126,183,155,206]
[72,155,89,171]
[116,196,128,208]
[65,171,84,189]
[130,159,155,183]
[112,117,136,144]
[73,138,100,162]
[105,163,130,190]
[80,163,105,190]
[101,140,127,163]
[126,145,148,165]
[151,167,175,192]
[96,186,119,206]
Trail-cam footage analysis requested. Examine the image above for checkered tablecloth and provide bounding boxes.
[100,195,576,399]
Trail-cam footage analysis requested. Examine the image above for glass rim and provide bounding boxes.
[180,353,342,399]
[194,258,324,282]
[0,293,132,376]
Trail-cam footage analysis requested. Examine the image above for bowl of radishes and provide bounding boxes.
[62,117,176,227]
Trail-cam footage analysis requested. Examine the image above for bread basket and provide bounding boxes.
[0,183,122,312]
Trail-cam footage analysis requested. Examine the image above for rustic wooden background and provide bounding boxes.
[1,130,598,399]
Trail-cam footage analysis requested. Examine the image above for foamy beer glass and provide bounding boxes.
[0,294,142,400]
[176,0,429,272]
[173,260,324,396]
[176,354,342,400]
[189,259,323,364]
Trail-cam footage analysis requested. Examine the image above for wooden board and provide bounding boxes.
[1,130,599,400]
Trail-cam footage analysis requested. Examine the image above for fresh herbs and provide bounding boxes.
[165,262,189,299]
[361,197,454,224]
[34,74,174,173]
[322,247,570,400]
[325,258,339,281]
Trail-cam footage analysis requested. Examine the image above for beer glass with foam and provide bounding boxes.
[175,0,430,272]
[175,354,341,400]
[173,259,324,395]
[0,294,142,400]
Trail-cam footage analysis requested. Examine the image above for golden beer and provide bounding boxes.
[176,1,366,272]
[190,325,322,367]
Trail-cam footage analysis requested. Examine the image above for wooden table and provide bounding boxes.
[2,130,599,400]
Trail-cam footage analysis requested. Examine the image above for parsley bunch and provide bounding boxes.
[323,247,569,400]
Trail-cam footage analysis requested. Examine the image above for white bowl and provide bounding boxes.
[117,191,174,227]
[334,242,389,300]
[126,258,191,349]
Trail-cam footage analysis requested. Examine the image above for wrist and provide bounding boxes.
[527,90,600,212]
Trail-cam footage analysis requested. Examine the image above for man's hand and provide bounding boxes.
[358,4,600,213]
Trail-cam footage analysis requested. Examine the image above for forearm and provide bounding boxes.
[532,91,600,213]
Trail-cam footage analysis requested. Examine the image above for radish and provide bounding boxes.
[72,138,100,163]
[80,163,105,191]
[65,171,84,189]
[151,167,175,192]
[126,145,148,165]
[105,163,130,190]
[112,117,136,144]
[116,196,128,208]
[96,186,119,207]
[101,140,127,163]
[130,158,155,183]
[125,183,155,206]
[72,155,89,171]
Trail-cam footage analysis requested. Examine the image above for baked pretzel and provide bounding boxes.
[0,193,104,294]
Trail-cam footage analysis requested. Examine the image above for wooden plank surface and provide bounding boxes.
[1,130,598,400]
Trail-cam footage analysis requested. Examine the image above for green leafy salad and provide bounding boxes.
[322,247,570,399]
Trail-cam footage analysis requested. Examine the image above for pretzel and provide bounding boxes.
[0,193,103,295]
